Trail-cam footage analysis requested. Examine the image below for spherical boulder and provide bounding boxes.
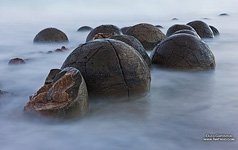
[151,34,216,70]
[77,26,93,32]
[86,25,121,42]
[166,24,195,37]
[33,28,68,43]
[209,25,220,36]
[24,67,88,117]
[173,29,200,39]
[125,23,166,50]
[110,35,151,67]
[61,39,151,99]
[187,21,214,38]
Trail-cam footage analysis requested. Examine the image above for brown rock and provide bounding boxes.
[86,25,121,42]
[24,67,88,117]
[93,33,115,40]
[33,28,68,43]
[125,23,166,50]
[151,34,216,70]
[61,39,151,99]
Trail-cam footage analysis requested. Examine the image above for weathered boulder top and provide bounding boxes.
[24,67,88,117]
[173,29,201,39]
[110,35,151,67]
[86,25,121,42]
[61,39,151,99]
[77,26,93,32]
[33,28,69,43]
[151,34,216,71]
[187,20,214,38]
[166,24,195,37]
[125,23,166,50]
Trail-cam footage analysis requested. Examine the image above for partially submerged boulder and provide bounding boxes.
[125,23,166,50]
[110,35,151,67]
[86,25,121,42]
[24,67,88,117]
[187,21,214,38]
[33,28,68,43]
[8,58,25,65]
[62,39,151,99]
[166,24,195,37]
[209,25,220,36]
[151,34,216,70]
[77,26,93,32]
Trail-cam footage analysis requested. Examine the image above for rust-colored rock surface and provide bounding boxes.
[24,67,88,117]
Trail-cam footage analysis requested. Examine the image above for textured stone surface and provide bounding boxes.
[110,35,151,67]
[8,58,25,65]
[33,28,68,43]
[121,26,131,34]
[151,34,216,70]
[209,25,220,36]
[24,67,88,117]
[173,29,201,39]
[166,24,195,37]
[93,33,115,40]
[77,26,93,32]
[125,23,166,50]
[86,25,120,42]
[187,21,214,38]
[62,39,151,99]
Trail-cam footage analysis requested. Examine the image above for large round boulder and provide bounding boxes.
[125,23,166,50]
[110,35,151,67]
[187,21,214,38]
[86,25,121,42]
[151,34,216,70]
[61,39,151,99]
[166,24,195,37]
[24,67,88,117]
[33,28,68,43]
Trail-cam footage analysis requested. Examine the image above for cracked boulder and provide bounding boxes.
[24,67,88,117]
[110,35,151,67]
[187,21,214,38]
[61,39,151,99]
[33,28,68,43]
[166,24,195,37]
[172,29,201,39]
[125,23,166,50]
[86,25,121,42]
[151,34,216,70]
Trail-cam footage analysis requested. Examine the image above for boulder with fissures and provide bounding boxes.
[24,67,88,117]
[209,25,220,36]
[77,26,93,32]
[33,28,68,43]
[166,24,195,37]
[187,21,214,38]
[92,33,115,40]
[172,29,201,39]
[86,25,121,42]
[61,39,151,99]
[125,23,166,50]
[110,35,151,67]
[151,34,216,70]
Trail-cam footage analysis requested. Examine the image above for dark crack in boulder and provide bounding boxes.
[33,28,68,43]
[209,25,220,36]
[151,34,216,70]
[125,23,166,50]
[61,39,151,99]
[86,25,121,42]
[24,67,88,117]
[166,24,195,37]
[110,35,151,67]
[187,21,214,38]
[77,26,93,32]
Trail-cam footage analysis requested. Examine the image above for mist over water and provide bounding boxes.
[0,0,238,150]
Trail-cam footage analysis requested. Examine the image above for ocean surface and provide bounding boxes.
[0,0,238,150]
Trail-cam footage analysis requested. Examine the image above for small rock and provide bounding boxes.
[155,25,163,28]
[8,58,26,65]
[33,28,68,43]
[172,29,201,39]
[77,26,93,32]
[209,25,220,36]
[24,67,88,117]
[219,13,229,16]
[0,90,8,97]
[172,18,179,20]
[55,46,69,52]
